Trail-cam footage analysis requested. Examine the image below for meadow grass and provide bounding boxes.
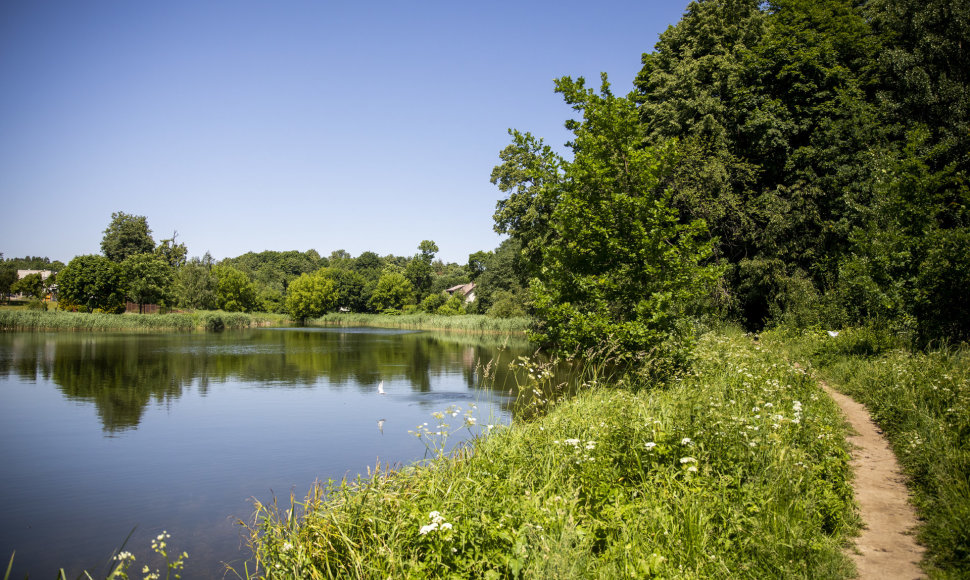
[0,309,286,331]
[764,325,970,578]
[241,328,857,579]
[310,313,530,334]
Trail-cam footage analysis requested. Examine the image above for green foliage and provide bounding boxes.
[57,254,126,313]
[214,265,260,313]
[11,272,44,299]
[285,270,338,322]
[769,326,970,576]
[436,294,466,316]
[0,265,17,299]
[368,272,415,313]
[322,267,369,312]
[100,211,155,262]
[404,240,438,300]
[120,253,175,310]
[490,131,564,277]
[419,292,447,313]
[175,254,218,310]
[497,75,720,373]
[244,330,856,578]
[0,309,281,331]
[154,234,188,268]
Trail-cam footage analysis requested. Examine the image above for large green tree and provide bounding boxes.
[57,255,125,313]
[100,212,155,263]
[121,253,174,312]
[175,254,218,310]
[214,265,260,313]
[495,75,720,372]
[404,240,438,300]
[11,272,44,299]
[368,272,414,313]
[285,270,338,322]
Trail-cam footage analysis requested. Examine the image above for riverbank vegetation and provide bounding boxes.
[766,327,970,577]
[241,329,858,578]
[0,309,284,331]
[311,313,529,334]
[237,0,968,576]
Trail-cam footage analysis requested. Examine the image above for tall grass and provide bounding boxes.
[766,325,970,578]
[0,309,286,331]
[311,313,530,334]
[241,328,857,578]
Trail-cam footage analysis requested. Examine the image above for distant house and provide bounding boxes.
[14,270,54,300]
[445,282,476,303]
[17,269,53,281]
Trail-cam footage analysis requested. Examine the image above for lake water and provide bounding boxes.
[0,327,535,578]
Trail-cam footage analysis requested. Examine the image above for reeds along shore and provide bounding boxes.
[0,309,284,331]
[0,309,529,334]
[311,313,530,333]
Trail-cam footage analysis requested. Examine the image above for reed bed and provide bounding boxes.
[311,313,530,334]
[0,309,286,331]
[766,325,970,578]
[241,328,857,579]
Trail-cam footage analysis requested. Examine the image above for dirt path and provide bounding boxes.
[819,381,926,579]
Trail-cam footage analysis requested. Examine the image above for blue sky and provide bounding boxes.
[0,0,689,265]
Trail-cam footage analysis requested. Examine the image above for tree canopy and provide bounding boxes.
[100,212,155,262]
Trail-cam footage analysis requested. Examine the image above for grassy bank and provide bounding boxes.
[765,326,970,578]
[242,329,857,578]
[0,309,286,331]
[311,313,530,334]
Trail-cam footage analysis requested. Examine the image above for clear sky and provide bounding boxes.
[0,0,689,265]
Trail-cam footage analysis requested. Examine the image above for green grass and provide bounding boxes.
[0,309,287,331]
[310,313,530,334]
[240,328,858,579]
[764,325,970,579]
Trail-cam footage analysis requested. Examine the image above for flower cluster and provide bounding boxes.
[419,511,454,536]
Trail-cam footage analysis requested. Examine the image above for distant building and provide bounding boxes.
[14,270,55,300]
[445,282,476,303]
[17,270,53,280]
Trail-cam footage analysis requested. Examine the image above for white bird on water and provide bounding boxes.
[377,419,385,434]
[378,380,386,395]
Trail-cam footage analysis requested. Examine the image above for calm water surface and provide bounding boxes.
[0,327,534,578]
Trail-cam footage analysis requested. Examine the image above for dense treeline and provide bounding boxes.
[492,0,968,361]
[25,211,529,321]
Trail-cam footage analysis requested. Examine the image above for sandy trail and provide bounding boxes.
[820,382,926,579]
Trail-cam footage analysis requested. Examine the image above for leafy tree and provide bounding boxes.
[154,232,188,268]
[495,75,720,372]
[285,270,338,322]
[474,238,529,314]
[353,251,383,275]
[368,272,414,313]
[467,251,490,281]
[214,265,260,313]
[11,272,44,299]
[101,212,155,262]
[323,268,368,312]
[175,254,218,310]
[436,293,466,316]
[632,0,883,327]
[420,292,448,313]
[57,255,125,313]
[0,265,20,299]
[404,240,438,299]
[120,253,174,312]
[490,131,564,277]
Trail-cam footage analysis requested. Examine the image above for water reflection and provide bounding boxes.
[0,329,535,433]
